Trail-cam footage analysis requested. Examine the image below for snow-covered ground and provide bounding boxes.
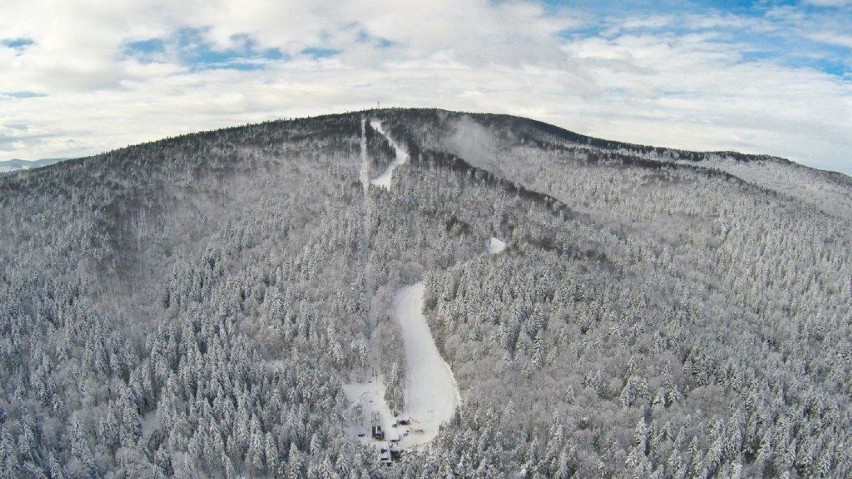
[342,379,402,442]
[392,282,460,447]
[370,121,409,189]
[488,237,507,254]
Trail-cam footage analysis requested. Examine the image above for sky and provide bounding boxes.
[1,0,850,174]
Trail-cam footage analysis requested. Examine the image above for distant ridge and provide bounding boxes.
[0,157,66,173]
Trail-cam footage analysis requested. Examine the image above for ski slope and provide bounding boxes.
[344,120,460,452]
[371,123,460,446]
[344,284,460,450]
[392,282,460,447]
[370,121,409,189]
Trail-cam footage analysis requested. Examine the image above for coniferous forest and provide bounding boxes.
[1,108,849,478]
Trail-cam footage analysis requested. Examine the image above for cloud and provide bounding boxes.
[803,0,852,6]
[805,31,852,48]
[0,0,849,174]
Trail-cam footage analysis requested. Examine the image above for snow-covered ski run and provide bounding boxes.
[391,282,460,446]
[344,119,465,456]
[342,282,462,450]
[369,120,409,190]
[369,124,459,446]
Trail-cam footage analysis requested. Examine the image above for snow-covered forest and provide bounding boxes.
[0,109,849,478]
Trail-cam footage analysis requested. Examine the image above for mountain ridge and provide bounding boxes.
[5,108,848,179]
[5,109,849,221]
[0,108,849,478]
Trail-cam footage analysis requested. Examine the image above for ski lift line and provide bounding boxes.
[359,116,375,369]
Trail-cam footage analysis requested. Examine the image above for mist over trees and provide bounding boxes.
[1,109,849,478]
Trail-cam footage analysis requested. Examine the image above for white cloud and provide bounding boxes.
[0,0,850,174]
[803,0,852,6]
[805,31,852,48]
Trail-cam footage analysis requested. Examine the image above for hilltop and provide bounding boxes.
[0,109,849,478]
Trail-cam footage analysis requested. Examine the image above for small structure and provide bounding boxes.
[395,416,411,426]
[371,411,384,439]
[377,442,401,465]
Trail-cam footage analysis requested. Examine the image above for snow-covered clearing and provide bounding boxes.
[488,237,507,254]
[392,282,461,447]
[141,411,159,440]
[343,380,403,442]
[370,120,409,190]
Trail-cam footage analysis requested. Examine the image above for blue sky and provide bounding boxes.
[1,0,850,173]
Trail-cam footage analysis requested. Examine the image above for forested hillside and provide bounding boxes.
[1,109,849,478]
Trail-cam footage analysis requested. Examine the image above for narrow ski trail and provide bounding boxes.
[370,120,409,190]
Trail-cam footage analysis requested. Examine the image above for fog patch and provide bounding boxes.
[443,115,506,174]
